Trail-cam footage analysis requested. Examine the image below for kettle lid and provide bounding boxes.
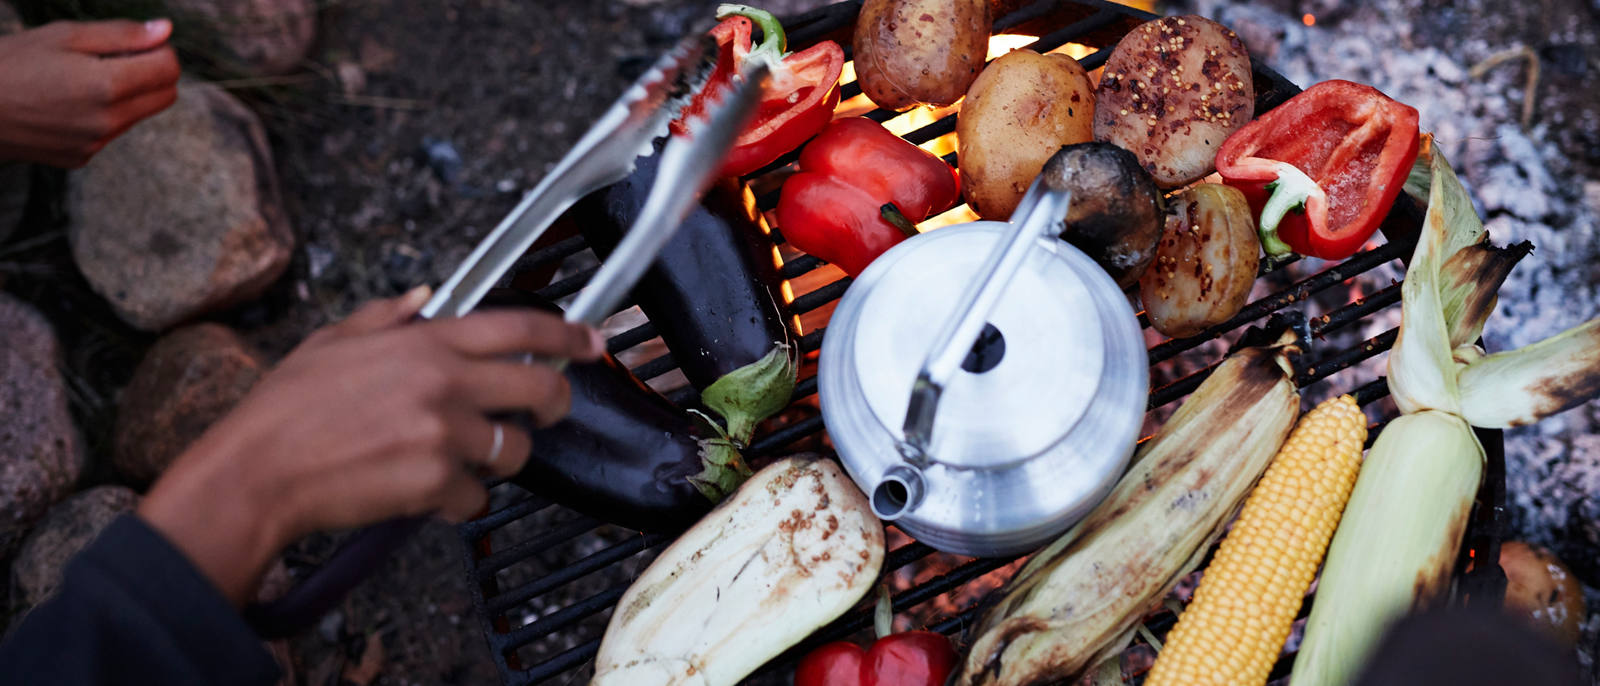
[846,224,1110,469]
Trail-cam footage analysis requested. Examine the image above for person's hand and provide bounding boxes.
[0,19,181,168]
[137,287,605,604]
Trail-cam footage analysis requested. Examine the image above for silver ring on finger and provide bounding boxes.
[486,421,505,465]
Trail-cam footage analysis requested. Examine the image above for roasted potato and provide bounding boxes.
[853,0,991,111]
[1500,541,1587,645]
[1037,142,1164,288]
[1093,15,1254,187]
[958,49,1095,219]
[1139,184,1260,338]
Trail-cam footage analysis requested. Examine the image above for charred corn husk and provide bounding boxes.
[591,456,884,686]
[1144,395,1367,686]
[955,331,1301,686]
[1293,411,1482,685]
[1295,143,1600,686]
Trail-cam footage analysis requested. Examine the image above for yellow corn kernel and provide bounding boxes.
[1145,394,1368,686]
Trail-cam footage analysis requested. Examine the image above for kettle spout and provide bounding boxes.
[871,465,926,521]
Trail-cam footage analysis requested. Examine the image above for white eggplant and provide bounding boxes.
[591,456,885,686]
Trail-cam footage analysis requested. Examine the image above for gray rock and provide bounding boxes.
[0,294,84,560]
[114,323,265,484]
[70,82,294,332]
[166,0,316,76]
[9,486,138,613]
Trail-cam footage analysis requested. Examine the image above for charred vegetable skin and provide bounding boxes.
[473,290,712,531]
[574,148,795,497]
[1037,142,1165,288]
[776,117,962,276]
[1215,80,1420,260]
[574,144,791,393]
[671,5,844,178]
[515,352,712,532]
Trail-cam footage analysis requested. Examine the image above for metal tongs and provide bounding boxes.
[247,32,772,638]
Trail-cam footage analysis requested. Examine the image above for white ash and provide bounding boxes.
[1176,0,1600,674]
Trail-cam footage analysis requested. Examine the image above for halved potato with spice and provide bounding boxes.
[1093,15,1254,187]
[1139,183,1260,338]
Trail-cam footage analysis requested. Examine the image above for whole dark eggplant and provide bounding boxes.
[573,145,797,497]
[478,289,711,531]
[574,149,793,393]
[515,352,712,532]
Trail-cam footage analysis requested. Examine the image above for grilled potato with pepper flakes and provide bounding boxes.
[1139,183,1260,338]
[1093,15,1254,187]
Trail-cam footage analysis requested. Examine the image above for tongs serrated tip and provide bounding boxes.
[419,27,727,322]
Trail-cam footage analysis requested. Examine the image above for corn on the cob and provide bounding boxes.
[1294,143,1600,686]
[1144,394,1367,686]
[955,330,1302,686]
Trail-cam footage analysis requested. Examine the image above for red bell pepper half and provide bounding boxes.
[1215,79,1420,260]
[794,589,957,686]
[776,118,961,276]
[671,4,844,179]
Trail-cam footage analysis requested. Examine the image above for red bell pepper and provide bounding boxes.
[1215,79,1420,260]
[776,118,961,276]
[794,590,957,686]
[671,5,844,179]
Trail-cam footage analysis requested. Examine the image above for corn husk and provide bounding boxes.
[954,331,1301,686]
[1459,317,1600,428]
[1293,142,1600,686]
[1292,411,1483,685]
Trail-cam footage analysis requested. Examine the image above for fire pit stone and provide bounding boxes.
[164,0,317,77]
[0,293,83,561]
[113,323,266,485]
[68,82,294,332]
[7,486,139,615]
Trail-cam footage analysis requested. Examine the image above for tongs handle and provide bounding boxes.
[899,178,1073,464]
[245,60,769,640]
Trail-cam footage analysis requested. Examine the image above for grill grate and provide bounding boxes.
[457,2,1508,684]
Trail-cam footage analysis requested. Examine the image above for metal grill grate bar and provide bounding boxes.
[486,534,667,615]
[454,3,1502,685]
[477,515,601,579]
[460,496,552,540]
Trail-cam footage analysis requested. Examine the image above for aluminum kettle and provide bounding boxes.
[818,175,1147,557]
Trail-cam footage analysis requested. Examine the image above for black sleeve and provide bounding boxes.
[0,514,282,686]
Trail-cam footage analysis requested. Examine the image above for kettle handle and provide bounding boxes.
[895,179,1075,466]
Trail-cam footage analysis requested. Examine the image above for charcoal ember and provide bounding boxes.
[8,486,138,614]
[165,0,316,76]
[0,294,84,561]
[69,82,294,332]
[114,323,266,484]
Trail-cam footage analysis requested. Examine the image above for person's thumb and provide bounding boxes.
[336,286,433,336]
[61,18,171,55]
